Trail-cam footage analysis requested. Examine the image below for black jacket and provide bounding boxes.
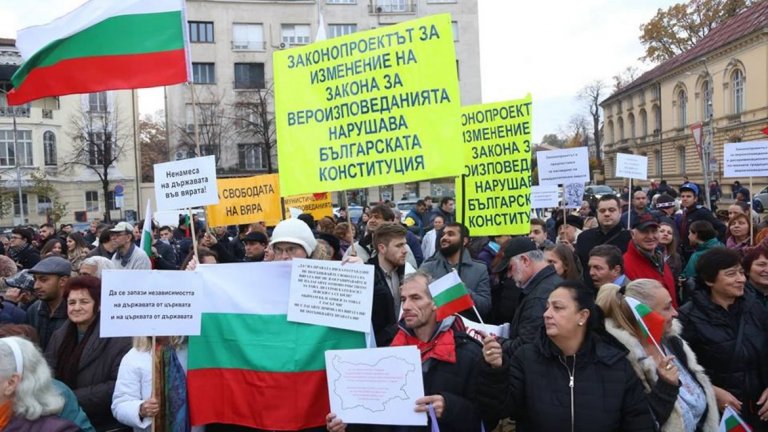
[25,299,68,351]
[474,330,654,432]
[11,244,40,270]
[153,240,178,270]
[368,256,404,347]
[678,289,768,415]
[676,205,726,258]
[574,224,631,282]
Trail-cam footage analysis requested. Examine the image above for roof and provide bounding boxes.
[0,38,15,47]
[603,1,768,105]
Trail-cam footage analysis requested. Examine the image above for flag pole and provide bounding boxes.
[627,178,632,229]
[189,208,199,261]
[189,82,201,158]
[750,176,754,245]
[151,335,157,432]
[471,305,485,325]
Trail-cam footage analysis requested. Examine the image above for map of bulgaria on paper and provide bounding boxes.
[325,346,427,426]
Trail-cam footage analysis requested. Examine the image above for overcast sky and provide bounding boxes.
[0,0,676,141]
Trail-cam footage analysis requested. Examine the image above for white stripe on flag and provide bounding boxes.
[429,271,463,297]
[197,261,292,314]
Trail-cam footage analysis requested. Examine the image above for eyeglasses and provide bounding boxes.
[272,244,303,256]
[10,236,23,240]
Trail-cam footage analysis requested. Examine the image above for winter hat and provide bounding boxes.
[269,218,317,256]
[655,194,675,209]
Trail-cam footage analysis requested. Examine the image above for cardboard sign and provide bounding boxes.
[615,153,648,180]
[284,192,334,221]
[154,156,219,210]
[723,141,768,177]
[206,174,282,226]
[536,147,590,186]
[530,185,559,209]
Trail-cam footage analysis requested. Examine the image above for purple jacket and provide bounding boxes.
[5,415,79,432]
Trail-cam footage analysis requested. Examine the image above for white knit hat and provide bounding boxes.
[269,218,317,256]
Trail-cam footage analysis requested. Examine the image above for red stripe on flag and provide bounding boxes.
[7,49,187,105]
[436,294,474,321]
[762,126,768,136]
[188,368,329,430]
[642,310,666,347]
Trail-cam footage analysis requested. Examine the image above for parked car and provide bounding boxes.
[396,200,418,223]
[583,184,617,209]
[754,186,768,213]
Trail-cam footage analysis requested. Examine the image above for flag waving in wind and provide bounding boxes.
[139,199,153,259]
[8,0,190,105]
[624,296,665,352]
[720,406,751,432]
[429,271,474,321]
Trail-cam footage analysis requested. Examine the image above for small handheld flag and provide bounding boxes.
[140,199,153,259]
[429,271,474,321]
[624,296,666,354]
[720,406,751,432]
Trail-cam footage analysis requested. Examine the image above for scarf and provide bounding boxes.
[0,400,12,429]
[116,243,136,267]
[153,344,190,432]
[55,320,98,389]
[390,327,456,364]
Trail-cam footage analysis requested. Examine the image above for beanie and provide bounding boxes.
[269,218,317,256]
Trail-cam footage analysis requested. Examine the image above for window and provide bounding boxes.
[192,63,215,84]
[628,113,635,139]
[618,117,624,141]
[328,0,356,3]
[281,24,310,46]
[106,191,117,211]
[189,21,214,43]
[639,109,648,137]
[42,109,53,119]
[732,69,744,114]
[0,130,33,166]
[653,105,661,133]
[43,131,56,166]
[677,147,686,173]
[456,60,460,80]
[88,92,107,112]
[374,0,410,12]
[701,80,712,120]
[677,89,687,127]
[451,21,459,41]
[606,120,614,144]
[654,150,661,175]
[328,24,357,38]
[37,196,52,216]
[238,144,266,170]
[87,132,112,166]
[13,194,28,218]
[234,63,265,89]
[85,191,99,213]
[232,23,264,50]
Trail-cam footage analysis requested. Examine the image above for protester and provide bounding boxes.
[355,212,369,241]
[678,248,768,430]
[403,199,427,238]
[475,280,654,431]
[728,201,761,227]
[621,189,649,228]
[476,235,510,274]
[86,229,116,260]
[658,221,684,284]
[624,213,678,308]
[327,271,485,432]
[486,239,522,325]
[45,275,132,431]
[0,337,80,431]
[0,255,15,279]
[345,204,417,268]
[421,214,444,260]
[529,218,554,249]
[240,231,268,262]
[554,214,582,251]
[26,256,71,350]
[709,179,722,211]
[676,182,726,261]
[726,213,753,255]
[681,221,723,281]
[77,256,115,279]
[651,194,677,225]
[368,223,408,348]
[8,228,41,271]
[543,243,581,280]
[269,218,317,261]
[109,222,151,270]
[597,279,719,430]
[577,200,593,218]
[334,222,354,256]
[37,224,56,251]
[40,238,64,257]
[429,197,455,226]
[65,232,90,274]
[419,223,491,319]
[743,244,768,308]
[575,195,632,277]
[2,271,35,319]
[588,244,628,290]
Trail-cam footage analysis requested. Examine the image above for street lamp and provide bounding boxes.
[0,88,26,223]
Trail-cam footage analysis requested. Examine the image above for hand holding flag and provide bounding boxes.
[720,406,751,432]
[624,296,666,355]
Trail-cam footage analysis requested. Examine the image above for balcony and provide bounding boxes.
[0,105,30,117]
[369,1,416,14]
[232,40,266,51]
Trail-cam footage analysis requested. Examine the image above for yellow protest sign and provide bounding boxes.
[273,14,463,196]
[455,96,533,236]
[205,175,282,227]
[283,193,333,220]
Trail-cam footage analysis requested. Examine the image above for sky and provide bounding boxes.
[0,0,677,141]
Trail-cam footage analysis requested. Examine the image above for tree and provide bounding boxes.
[639,0,755,63]
[578,80,607,164]
[175,88,234,169]
[232,84,277,173]
[540,133,566,148]
[65,94,131,223]
[139,111,168,182]
[28,170,68,223]
[611,66,639,92]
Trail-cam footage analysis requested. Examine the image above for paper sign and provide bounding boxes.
[536,147,590,185]
[205,174,282,227]
[273,14,463,196]
[462,317,510,339]
[154,156,219,210]
[723,141,768,177]
[284,193,334,220]
[615,153,648,180]
[455,97,533,236]
[564,183,585,209]
[288,259,374,333]
[100,270,203,337]
[530,185,559,209]
[325,346,426,426]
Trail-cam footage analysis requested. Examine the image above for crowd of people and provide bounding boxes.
[0,181,766,431]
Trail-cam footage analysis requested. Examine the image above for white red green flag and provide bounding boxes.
[720,406,751,432]
[624,296,665,350]
[8,0,190,105]
[139,199,152,258]
[429,271,474,321]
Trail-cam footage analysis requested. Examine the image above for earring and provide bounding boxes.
[578,322,583,326]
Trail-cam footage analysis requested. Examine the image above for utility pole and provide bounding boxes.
[11,103,25,223]
[702,64,713,209]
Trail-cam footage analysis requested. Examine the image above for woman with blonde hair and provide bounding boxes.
[596,279,719,431]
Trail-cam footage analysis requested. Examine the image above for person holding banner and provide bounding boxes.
[596,280,719,431]
[269,218,317,261]
[327,271,486,432]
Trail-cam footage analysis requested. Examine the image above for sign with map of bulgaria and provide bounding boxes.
[325,346,426,426]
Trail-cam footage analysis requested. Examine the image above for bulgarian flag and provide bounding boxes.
[7,0,190,105]
[139,199,153,258]
[429,271,474,321]
[720,406,751,432]
[624,296,665,351]
[187,262,366,429]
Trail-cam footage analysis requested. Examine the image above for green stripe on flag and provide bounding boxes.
[433,282,469,307]
[634,302,652,318]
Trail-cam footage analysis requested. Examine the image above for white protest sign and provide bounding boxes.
[288,259,374,333]
[615,153,648,180]
[462,317,510,338]
[153,156,219,211]
[325,346,426,426]
[100,270,203,337]
[536,147,590,185]
[564,183,585,209]
[723,141,768,177]
[530,185,560,209]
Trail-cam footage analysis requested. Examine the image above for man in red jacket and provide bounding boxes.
[623,213,678,307]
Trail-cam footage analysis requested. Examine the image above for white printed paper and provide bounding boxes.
[153,156,219,210]
[564,183,585,209]
[462,317,510,339]
[615,153,648,180]
[536,147,590,185]
[723,141,768,177]
[530,185,559,209]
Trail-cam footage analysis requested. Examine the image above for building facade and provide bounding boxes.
[167,0,481,205]
[0,39,140,228]
[600,2,768,198]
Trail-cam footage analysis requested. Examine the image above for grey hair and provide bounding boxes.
[401,270,434,298]
[624,278,665,305]
[81,256,115,278]
[0,337,63,419]
[516,249,545,263]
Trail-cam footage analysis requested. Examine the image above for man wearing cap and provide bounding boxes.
[620,189,649,229]
[0,271,31,323]
[651,194,677,226]
[575,194,632,286]
[241,231,268,262]
[269,218,317,261]
[110,222,151,270]
[624,213,678,308]
[495,237,562,356]
[676,182,725,261]
[554,214,583,251]
[25,256,72,350]
[8,227,40,271]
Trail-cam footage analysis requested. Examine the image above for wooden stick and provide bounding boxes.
[750,176,754,245]
[472,305,485,325]
[151,335,157,432]
[189,208,199,262]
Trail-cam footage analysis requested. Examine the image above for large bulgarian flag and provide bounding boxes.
[624,296,665,352]
[7,0,190,105]
[720,406,751,432]
[429,271,475,321]
[187,261,367,429]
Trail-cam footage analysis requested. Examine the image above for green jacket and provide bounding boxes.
[681,238,723,279]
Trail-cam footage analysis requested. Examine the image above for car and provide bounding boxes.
[583,184,618,209]
[754,186,768,213]
[333,205,364,224]
[396,200,418,223]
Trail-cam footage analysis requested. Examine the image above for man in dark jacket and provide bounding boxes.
[620,189,649,229]
[403,200,427,238]
[429,197,455,227]
[368,223,408,347]
[676,182,726,260]
[575,194,631,286]
[493,237,562,356]
[8,227,40,270]
[420,223,491,319]
[25,256,71,350]
[327,271,486,432]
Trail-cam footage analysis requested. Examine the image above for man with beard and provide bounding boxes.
[575,194,631,279]
[343,204,418,268]
[37,223,56,250]
[368,223,408,346]
[419,223,490,319]
[25,256,71,350]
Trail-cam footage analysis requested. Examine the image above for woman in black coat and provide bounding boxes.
[476,280,654,432]
[678,247,768,430]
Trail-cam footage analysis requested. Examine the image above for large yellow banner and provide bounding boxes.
[455,96,533,236]
[205,175,282,227]
[283,193,333,221]
[273,14,463,196]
